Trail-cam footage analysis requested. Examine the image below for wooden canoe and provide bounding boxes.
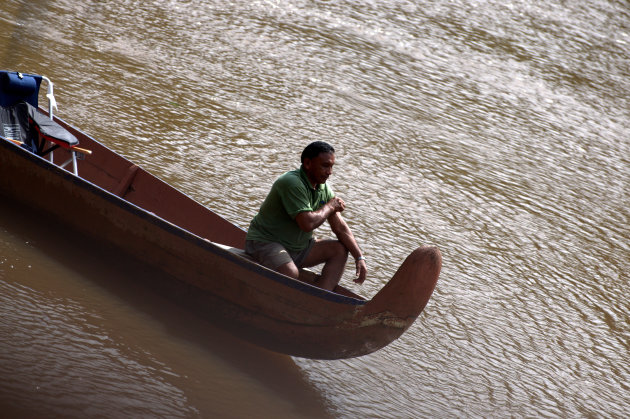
[0,80,441,360]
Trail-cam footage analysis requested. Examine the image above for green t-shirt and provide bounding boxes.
[246,167,335,251]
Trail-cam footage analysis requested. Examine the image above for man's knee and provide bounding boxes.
[300,239,348,268]
[320,240,348,261]
[331,240,349,260]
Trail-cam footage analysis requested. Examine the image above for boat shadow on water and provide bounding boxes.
[0,199,334,418]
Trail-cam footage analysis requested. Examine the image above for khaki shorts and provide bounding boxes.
[245,239,315,270]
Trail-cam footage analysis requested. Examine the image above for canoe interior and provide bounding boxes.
[33,111,367,301]
[51,117,246,249]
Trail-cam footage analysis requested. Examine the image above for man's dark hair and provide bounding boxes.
[301,141,335,163]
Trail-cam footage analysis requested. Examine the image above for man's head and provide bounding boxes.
[301,141,335,187]
[301,141,335,163]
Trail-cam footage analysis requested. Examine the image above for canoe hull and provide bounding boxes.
[0,116,441,359]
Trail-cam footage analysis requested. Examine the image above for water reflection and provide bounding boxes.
[0,202,332,418]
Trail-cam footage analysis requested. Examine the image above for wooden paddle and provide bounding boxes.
[5,137,92,155]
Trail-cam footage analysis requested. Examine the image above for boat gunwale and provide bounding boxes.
[0,130,367,306]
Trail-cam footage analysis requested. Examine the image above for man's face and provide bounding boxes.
[303,152,335,187]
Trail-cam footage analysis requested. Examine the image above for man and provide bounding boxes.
[245,141,367,291]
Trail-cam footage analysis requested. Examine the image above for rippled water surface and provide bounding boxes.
[1,0,628,417]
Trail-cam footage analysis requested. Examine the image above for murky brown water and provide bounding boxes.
[1,0,628,417]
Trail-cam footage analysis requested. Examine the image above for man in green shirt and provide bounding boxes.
[245,141,367,290]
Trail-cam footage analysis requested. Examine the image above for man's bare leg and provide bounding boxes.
[301,239,349,290]
[277,261,300,279]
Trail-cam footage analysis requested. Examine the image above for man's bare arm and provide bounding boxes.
[295,197,345,232]
[328,212,367,284]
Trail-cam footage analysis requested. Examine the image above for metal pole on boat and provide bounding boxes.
[41,76,77,175]
[41,76,57,120]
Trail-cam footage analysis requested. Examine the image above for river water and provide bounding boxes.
[1,0,628,417]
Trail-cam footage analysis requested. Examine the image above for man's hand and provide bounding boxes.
[354,258,367,284]
[328,197,345,213]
